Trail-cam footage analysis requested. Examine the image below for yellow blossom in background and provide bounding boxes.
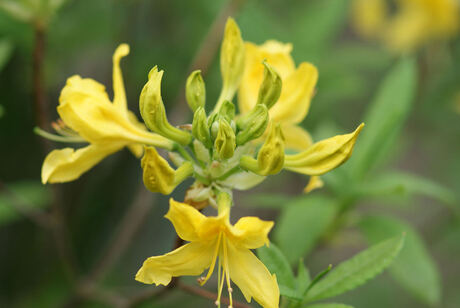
[352,0,460,53]
[136,198,279,308]
[41,44,173,184]
[238,40,363,191]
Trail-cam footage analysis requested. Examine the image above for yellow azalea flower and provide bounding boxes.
[352,0,460,53]
[237,40,363,191]
[41,44,173,184]
[238,40,317,152]
[136,198,279,308]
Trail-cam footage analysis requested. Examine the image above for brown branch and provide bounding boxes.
[32,22,77,281]
[169,0,246,124]
[178,282,252,308]
[87,185,155,283]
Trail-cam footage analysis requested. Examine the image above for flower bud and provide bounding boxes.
[192,107,212,148]
[185,70,206,112]
[141,146,193,195]
[218,100,235,122]
[140,67,192,145]
[240,123,285,175]
[214,118,236,160]
[236,104,269,145]
[257,61,282,109]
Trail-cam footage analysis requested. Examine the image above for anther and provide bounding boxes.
[197,277,206,284]
[215,300,220,306]
[228,287,233,293]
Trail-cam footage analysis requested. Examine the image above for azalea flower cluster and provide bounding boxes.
[351,0,460,53]
[38,18,363,308]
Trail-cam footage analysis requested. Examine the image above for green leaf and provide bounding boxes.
[346,58,417,180]
[257,243,300,300]
[0,39,13,72]
[359,216,441,305]
[296,260,312,295]
[304,235,405,302]
[304,304,354,308]
[0,181,50,225]
[353,171,457,210]
[274,196,337,264]
[0,105,4,118]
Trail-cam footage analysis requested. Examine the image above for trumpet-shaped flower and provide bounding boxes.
[41,44,173,184]
[352,0,460,53]
[237,40,363,191]
[136,198,279,308]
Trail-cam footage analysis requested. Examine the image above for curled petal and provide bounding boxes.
[41,143,122,184]
[135,242,214,286]
[164,199,207,242]
[284,123,364,175]
[58,76,173,149]
[112,44,130,111]
[303,176,324,194]
[227,241,280,308]
[270,62,318,124]
[231,217,274,249]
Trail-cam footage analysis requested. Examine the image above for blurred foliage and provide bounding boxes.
[0,0,459,307]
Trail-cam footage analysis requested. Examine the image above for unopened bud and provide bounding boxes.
[240,123,285,175]
[257,61,282,109]
[236,104,269,145]
[192,107,212,148]
[140,67,192,145]
[218,100,235,122]
[141,146,193,194]
[214,118,236,160]
[185,70,206,112]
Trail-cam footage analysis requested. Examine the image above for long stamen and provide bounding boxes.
[223,238,233,308]
[200,232,222,286]
[215,254,226,307]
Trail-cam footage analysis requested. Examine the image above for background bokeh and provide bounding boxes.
[1,0,459,307]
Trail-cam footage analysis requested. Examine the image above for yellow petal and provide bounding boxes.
[112,44,130,112]
[141,147,176,195]
[303,176,324,194]
[58,76,173,149]
[164,199,207,242]
[127,110,149,158]
[351,0,387,38]
[230,217,274,249]
[284,123,364,175]
[41,143,122,184]
[226,240,280,308]
[269,62,318,124]
[238,41,295,115]
[135,241,214,286]
[281,124,313,152]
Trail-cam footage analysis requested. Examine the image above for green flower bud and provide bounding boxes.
[192,107,212,148]
[240,123,285,175]
[141,146,193,195]
[185,70,206,112]
[218,100,235,122]
[214,118,236,160]
[257,61,282,109]
[140,66,192,145]
[236,104,269,145]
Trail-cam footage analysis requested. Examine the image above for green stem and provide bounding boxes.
[215,165,241,181]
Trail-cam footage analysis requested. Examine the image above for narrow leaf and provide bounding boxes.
[257,243,299,299]
[297,259,312,295]
[304,235,405,302]
[359,216,441,305]
[346,58,417,179]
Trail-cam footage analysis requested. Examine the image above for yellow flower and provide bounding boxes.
[136,198,279,308]
[352,0,460,53]
[41,44,173,184]
[238,40,316,152]
[238,40,363,190]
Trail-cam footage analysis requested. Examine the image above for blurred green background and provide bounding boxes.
[1,0,459,307]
